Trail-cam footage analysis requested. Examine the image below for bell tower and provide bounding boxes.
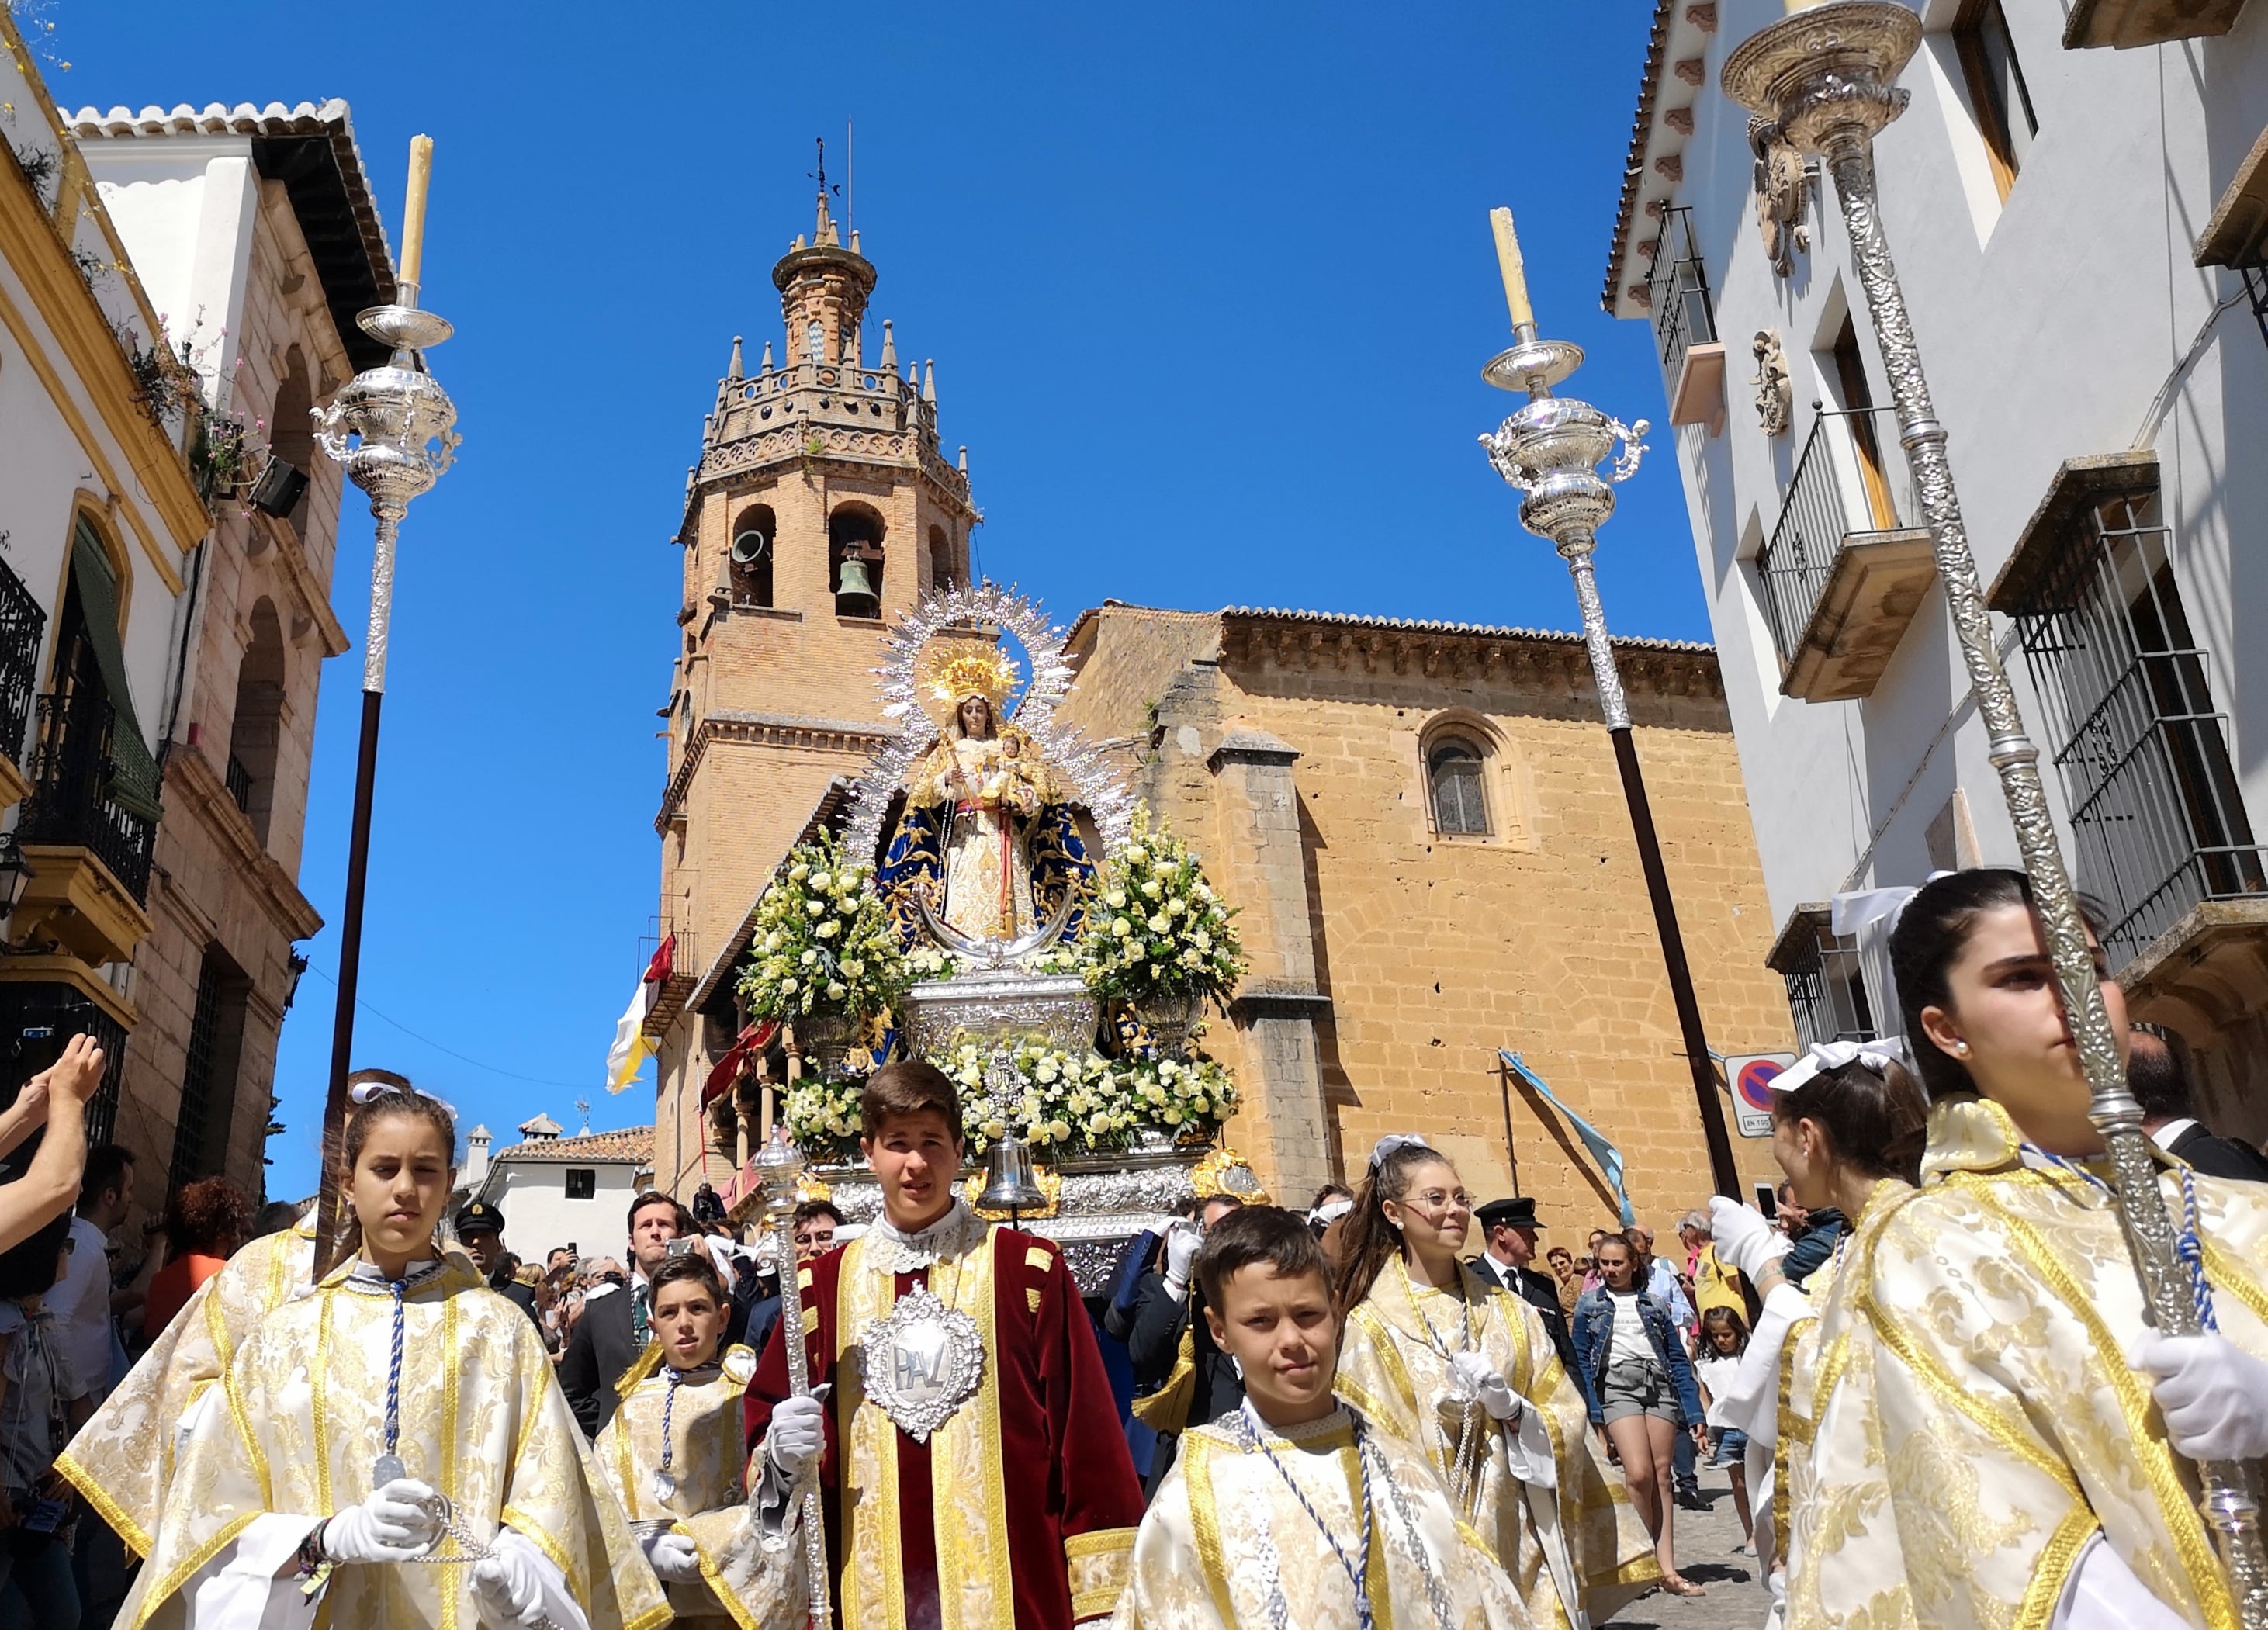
[648,187,980,1191]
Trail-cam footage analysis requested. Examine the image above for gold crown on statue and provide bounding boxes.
[916,642,1020,728]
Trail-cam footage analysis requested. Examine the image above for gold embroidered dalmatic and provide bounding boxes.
[1107,1404,1531,1629]
[1336,1261,1659,1628]
[57,1216,315,1556]
[1785,1099,2268,1630]
[594,1345,767,1627]
[125,1257,668,1630]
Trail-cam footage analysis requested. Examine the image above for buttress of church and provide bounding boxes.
[647,192,977,1196]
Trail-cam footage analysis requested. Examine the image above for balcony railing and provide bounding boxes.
[16,695,158,903]
[1646,206,1718,382]
[0,560,44,771]
[1755,405,1920,662]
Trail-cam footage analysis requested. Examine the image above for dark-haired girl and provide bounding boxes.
[1782,867,2268,1629]
[1335,1137,1657,1628]
[122,1085,667,1630]
[1691,1306,1753,1556]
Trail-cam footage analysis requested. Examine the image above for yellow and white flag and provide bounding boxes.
[605,936,672,1092]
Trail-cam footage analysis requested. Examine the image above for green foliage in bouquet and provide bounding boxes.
[1072,805,1245,1005]
[933,1039,1240,1158]
[737,832,914,1023]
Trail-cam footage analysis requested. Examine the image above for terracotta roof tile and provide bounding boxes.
[494,1126,653,1164]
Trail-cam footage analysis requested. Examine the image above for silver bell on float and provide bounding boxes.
[978,1133,1047,1213]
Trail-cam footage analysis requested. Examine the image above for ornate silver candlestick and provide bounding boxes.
[755,1126,831,1628]
[308,137,462,1276]
[1477,210,1740,1198]
[1725,9,2268,1618]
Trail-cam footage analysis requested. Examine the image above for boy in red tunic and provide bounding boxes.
[748,1060,1143,1628]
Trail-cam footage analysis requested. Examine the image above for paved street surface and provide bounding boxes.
[1603,1463,1764,1630]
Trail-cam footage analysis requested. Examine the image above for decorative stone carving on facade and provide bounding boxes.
[1748,116,1809,278]
[1751,330,1793,437]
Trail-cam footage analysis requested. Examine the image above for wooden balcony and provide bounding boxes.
[2062,0,2249,50]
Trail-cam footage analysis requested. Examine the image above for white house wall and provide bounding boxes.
[1635,0,2268,925]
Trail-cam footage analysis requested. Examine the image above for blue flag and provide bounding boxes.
[1499,1050,1635,1226]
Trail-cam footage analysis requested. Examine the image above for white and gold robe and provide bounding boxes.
[1108,1403,1531,1629]
[594,1344,767,1627]
[1336,1261,1658,1628]
[125,1255,668,1630]
[910,727,1048,941]
[1785,1098,2268,1630]
[58,1216,316,1557]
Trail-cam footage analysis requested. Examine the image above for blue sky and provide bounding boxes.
[53,3,1700,1200]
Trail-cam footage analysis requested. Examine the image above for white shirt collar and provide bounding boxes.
[865,1198,986,1274]
[2151,1118,2200,1152]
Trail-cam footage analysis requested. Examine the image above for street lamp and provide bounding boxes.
[1723,5,2268,1617]
[1476,208,1740,1199]
[308,135,461,1276]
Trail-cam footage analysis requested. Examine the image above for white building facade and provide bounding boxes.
[472,1120,657,1268]
[1601,1,2268,1130]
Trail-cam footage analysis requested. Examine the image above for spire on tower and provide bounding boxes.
[879,319,898,373]
[923,359,937,407]
[727,334,744,380]
[760,338,774,372]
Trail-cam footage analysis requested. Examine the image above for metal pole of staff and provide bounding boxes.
[308,135,462,1276]
[1476,208,1740,1199]
[755,1126,832,1628]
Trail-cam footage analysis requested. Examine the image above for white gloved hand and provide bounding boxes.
[643,1528,703,1584]
[1448,1349,1522,1423]
[1710,1196,1791,1282]
[320,1479,440,1564]
[767,1393,827,1479]
[2130,1331,2268,1462]
[471,1543,545,1627]
[1162,1223,1201,1298]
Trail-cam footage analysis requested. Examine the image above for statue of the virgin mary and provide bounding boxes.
[878,640,1089,953]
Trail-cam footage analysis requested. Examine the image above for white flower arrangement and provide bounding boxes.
[783,1074,867,1165]
[1071,805,1245,1006]
[933,1039,1240,1157]
[738,832,915,1023]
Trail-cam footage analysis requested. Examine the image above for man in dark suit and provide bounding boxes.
[2133,1029,2268,1182]
[1125,1192,1246,1492]
[1471,1196,1580,1383]
[453,1201,542,1329]
[559,1189,704,1437]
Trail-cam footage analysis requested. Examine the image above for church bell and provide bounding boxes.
[978,1133,1047,1214]
[836,553,880,618]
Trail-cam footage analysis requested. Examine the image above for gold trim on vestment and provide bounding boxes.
[132,1511,263,1630]
[440,1292,463,1630]
[1066,1525,1135,1618]
[2017,1512,2099,1630]
[1183,1431,1241,1625]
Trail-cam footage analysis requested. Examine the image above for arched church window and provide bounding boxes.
[730,504,774,607]
[927,524,955,594]
[1428,739,1491,836]
[829,504,885,619]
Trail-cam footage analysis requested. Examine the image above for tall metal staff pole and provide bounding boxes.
[309,135,462,1277]
[754,1127,832,1629]
[1723,7,2267,1618]
[1477,210,1741,1198]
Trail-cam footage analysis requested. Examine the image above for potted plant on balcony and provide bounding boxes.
[737,831,913,1081]
[1070,805,1245,1057]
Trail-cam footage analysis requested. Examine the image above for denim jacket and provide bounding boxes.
[1570,1286,1704,1428]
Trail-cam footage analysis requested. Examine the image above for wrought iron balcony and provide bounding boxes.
[1647,207,1724,432]
[1754,405,1935,702]
[0,559,44,780]
[16,695,158,906]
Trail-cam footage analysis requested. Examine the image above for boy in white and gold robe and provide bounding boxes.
[594,1255,773,1627]
[1113,1207,1529,1630]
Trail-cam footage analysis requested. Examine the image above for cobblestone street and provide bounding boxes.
[1603,1462,1764,1630]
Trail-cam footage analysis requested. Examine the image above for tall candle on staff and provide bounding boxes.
[1488,205,1536,337]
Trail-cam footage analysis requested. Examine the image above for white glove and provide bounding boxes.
[320,1479,440,1563]
[643,1528,703,1584]
[1163,1223,1200,1298]
[2130,1331,2268,1462]
[1711,1196,1791,1282]
[1447,1349,1521,1423]
[471,1542,545,1627]
[767,1393,827,1479]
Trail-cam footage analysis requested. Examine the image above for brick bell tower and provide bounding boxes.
[648,185,980,1192]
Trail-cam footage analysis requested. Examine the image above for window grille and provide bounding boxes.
[2010,494,2265,963]
[169,955,226,1192]
[1773,914,1877,1047]
[1646,206,1717,383]
[1428,742,1490,836]
[565,1168,596,1200]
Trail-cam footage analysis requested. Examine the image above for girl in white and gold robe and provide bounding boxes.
[594,1341,767,1626]
[1110,1401,1530,1629]
[124,1251,667,1630]
[1338,1263,1660,1628]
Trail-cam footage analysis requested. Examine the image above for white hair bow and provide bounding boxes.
[1770,1040,1906,1095]
[1369,1133,1432,1171]
[348,1078,458,1122]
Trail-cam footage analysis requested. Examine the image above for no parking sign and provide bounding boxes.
[1726,1052,1796,1138]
